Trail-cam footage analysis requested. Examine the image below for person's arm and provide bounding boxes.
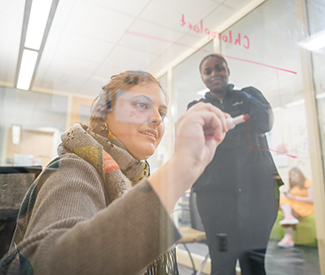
[15,155,180,275]
[285,186,314,204]
[149,102,227,212]
[242,86,273,133]
[13,102,227,275]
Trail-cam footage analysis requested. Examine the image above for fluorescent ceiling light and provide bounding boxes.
[17,49,38,90]
[25,0,53,50]
[300,29,325,52]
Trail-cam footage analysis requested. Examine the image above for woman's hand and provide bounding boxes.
[149,102,227,212]
[174,102,228,176]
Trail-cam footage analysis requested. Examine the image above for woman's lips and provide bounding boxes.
[211,77,222,84]
[139,131,156,140]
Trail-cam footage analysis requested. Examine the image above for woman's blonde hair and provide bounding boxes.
[90,70,166,133]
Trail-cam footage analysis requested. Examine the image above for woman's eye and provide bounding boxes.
[134,101,149,111]
[160,111,167,119]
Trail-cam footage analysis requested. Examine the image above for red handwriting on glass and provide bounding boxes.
[221,30,250,49]
[181,14,250,49]
[181,14,220,40]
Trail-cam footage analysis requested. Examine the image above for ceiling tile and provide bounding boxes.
[94,63,124,79]
[78,75,110,97]
[0,0,257,98]
[0,0,25,84]
[119,19,184,55]
[34,58,51,87]
[34,54,99,88]
[173,33,211,54]
[146,33,213,75]
[145,55,170,75]
[166,4,235,42]
[34,68,88,93]
[0,41,19,83]
[85,0,150,16]
[139,0,218,32]
[64,0,135,43]
[104,45,159,70]
[223,0,251,9]
[55,32,115,63]
[51,0,78,30]
[203,4,239,30]
[0,0,25,16]
[0,12,23,44]
[42,27,63,56]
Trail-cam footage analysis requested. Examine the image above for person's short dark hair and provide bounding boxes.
[199,54,229,73]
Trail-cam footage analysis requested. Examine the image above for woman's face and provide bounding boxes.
[290,170,300,183]
[200,56,230,93]
[106,82,167,160]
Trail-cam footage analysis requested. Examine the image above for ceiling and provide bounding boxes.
[0,0,254,98]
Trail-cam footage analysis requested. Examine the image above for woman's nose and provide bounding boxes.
[210,69,218,76]
[148,108,162,126]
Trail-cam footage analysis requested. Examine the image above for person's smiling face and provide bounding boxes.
[106,82,167,160]
[200,56,230,97]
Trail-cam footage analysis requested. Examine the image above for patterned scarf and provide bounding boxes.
[0,123,178,275]
[59,123,179,275]
[58,123,150,203]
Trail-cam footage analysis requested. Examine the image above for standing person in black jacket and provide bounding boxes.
[187,54,280,275]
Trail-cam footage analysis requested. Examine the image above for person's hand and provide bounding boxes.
[223,112,231,119]
[149,102,227,212]
[174,102,228,178]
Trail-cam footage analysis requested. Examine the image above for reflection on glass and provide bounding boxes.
[0,0,324,274]
[219,0,321,274]
[0,87,67,167]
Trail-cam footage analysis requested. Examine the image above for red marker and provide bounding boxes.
[203,114,249,137]
[226,114,249,130]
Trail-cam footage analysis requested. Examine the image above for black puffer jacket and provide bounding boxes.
[188,84,279,193]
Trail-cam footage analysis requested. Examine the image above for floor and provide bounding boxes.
[177,240,321,275]
[265,240,320,275]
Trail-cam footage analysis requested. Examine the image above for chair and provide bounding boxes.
[174,191,210,275]
[0,166,42,259]
[269,210,318,247]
